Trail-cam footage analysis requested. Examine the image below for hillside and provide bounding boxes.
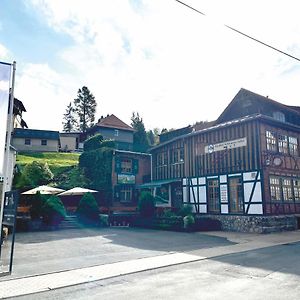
[15,152,87,189]
[16,152,80,175]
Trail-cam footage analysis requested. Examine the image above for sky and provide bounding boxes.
[0,0,300,132]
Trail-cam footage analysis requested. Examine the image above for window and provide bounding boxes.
[170,148,184,164]
[266,131,277,152]
[278,134,288,154]
[114,129,119,137]
[207,179,220,213]
[157,152,167,166]
[121,159,132,173]
[120,186,132,202]
[282,178,293,201]
[272,111,285,122]
[289,137,298,156]
[293,179,300,201]
[229,177,243,213]
[270,176,281,201]
[41,139,47,146]
[25,138,31,145]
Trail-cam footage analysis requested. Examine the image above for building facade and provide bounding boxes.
[59,132,81,152]
[86,114,134,151]
[108,150,151,213]
[149,89,300,232]
[12,128,60,152]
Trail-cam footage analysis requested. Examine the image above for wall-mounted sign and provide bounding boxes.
[220,184,228,203]
[205,137,247,154]
[118,174,135,184]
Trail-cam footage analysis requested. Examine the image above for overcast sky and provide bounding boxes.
[1,0,299,132]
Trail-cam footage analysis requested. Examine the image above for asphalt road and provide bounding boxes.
[2,228,300,299]
[15,241,300,300]
[6,227,234,278]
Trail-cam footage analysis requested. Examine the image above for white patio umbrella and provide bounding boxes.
[57,187,98,196]
[22,185,65,195]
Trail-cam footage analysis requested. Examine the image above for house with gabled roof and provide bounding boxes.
[12,128,60,152]
[86,114,135,151]
[147,88,300,233]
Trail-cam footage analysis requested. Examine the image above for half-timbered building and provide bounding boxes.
[149,88,300,232]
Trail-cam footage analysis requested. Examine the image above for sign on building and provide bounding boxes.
[205,137,247,154]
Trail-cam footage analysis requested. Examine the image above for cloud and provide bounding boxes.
[0,43,10,60]
[19,0,300,131]
[15,63,76,130]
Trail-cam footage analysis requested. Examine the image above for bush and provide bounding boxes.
[183,215,195,230]
[29,191,44,220]
[138,191,156,218]
[42,195,66,226]
[83,134,103,151]
[178,204,193,217]
[76,192,99,225]
[79,148,113,201]
[22,161,54,187]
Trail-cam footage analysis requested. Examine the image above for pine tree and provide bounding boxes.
[73,86,97,132]
[131,112,149,152]
[62,102,76,132]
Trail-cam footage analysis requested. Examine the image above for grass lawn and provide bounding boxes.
[16,152,80,175]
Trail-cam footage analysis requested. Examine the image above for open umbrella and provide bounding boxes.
[57,187,98,196]
[22,185,65,195]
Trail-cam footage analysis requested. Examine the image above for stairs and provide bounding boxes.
[59,215,82,229]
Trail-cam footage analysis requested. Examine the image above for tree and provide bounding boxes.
[83,134,104,152]
[73,86,97,132]
[22,161,54,187]
[138,191,156,218]
[76,192,99,225]
[42,195,66,226]
[147,128,160,146]
[131,112,149,152]
[62,102,76,132]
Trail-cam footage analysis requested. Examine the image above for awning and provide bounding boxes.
[138,179,181,189]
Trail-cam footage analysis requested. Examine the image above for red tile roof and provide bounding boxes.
[96,114,134,131]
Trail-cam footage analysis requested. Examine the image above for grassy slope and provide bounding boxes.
[16,152,80,174]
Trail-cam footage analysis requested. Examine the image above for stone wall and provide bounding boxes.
[196,215,298,233]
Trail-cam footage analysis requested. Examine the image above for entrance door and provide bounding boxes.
[207,179,220,213]
[229,177,243,213]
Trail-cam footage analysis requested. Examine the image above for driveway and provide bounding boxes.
[5,227,234,279]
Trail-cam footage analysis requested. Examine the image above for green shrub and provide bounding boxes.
[138,191,156,218]
[161,209,177,218]
[22,161,54,187]
[76,192,99,225]
[183,215,195,229]
[178,204,193,217]
[79,148,113,201]
[83,134,103,151]
[42,195,66,226]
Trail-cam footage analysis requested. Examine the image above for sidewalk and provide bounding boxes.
[0,230,299,299]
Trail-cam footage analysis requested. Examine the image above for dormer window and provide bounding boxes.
[273,111,285,122]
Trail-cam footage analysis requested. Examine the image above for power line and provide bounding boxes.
[174,0,300,63]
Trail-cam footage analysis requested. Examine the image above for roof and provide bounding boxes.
[217,88,300,124]
[150,113,300,151]
[95,114,134,131]
[114,149,151,156]
[13,128,60,140]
